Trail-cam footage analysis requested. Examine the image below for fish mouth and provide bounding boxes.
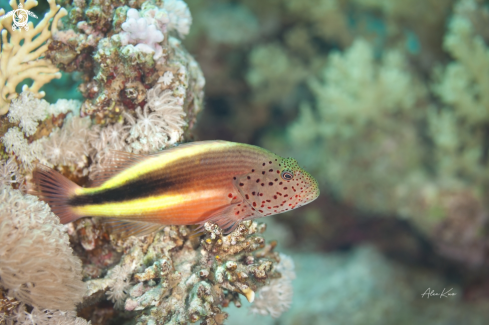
[308,187,320,202]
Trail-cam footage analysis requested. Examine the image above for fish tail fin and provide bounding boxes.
[30,164,83,224]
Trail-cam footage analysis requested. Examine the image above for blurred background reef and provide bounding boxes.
[1,0,489,324]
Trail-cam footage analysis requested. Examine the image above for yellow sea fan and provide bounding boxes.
[0,0,67,115]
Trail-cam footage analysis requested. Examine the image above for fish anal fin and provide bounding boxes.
[89,150,147,187]
[100,218,165,238]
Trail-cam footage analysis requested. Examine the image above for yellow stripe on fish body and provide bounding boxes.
[32,140,320,236]
[82,141,236,195]
[72,193,187,218]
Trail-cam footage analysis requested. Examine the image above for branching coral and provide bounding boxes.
[422,0,489,264]
[81,220,285,324]
[289,38,427,217]
[246,43,308,105]
[281,0,489,266]
[0,0,67,115]
[431,0,489,184]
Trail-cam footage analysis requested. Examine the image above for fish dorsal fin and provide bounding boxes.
[90,150,147,187]
[89,141,228,187]
[100,218,165,238]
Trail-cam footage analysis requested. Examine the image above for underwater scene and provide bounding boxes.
[1,0,489,324]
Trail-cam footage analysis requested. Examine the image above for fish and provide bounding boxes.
[31,140,320,237]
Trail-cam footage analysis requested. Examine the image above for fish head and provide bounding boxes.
[235,156,320,219]
[277,157,320,210]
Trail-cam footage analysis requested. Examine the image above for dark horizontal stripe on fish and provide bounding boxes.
[68,144,268,207]
[68,170,181,206]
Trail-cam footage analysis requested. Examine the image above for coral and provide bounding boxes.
[431,0,489,185]
[88,122,129,177]
[7,92,49,136]
[159,0,192,37]
[0,0,66,115]
[197,3,259,46]
[229,247,489,325]
[0,187,85,311]
[105,264,132,309]
[120,8,165,59]
[45,0,204,126]
[0,290,21,325]
[0,158,23,190]
[246,43,308,105]
[249,253,295,318]
[2,126,44,169]
[288,38,427,217]
[124,86,186,153]
[410,0,489,265]
[2,93,93,174]
[80,220,284,324]
[48,98,82,116]
[41,115,93,169]
[12,307,90,325]
[279,0,489,266]
[90,123,128,152]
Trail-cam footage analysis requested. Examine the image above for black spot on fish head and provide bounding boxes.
[236,155,319,219]
[258,156,320,215]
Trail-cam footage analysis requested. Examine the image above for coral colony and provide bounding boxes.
[3,0,489,324]
[0,0,64,115]
[286,0,489,267]
[0,0,292,324]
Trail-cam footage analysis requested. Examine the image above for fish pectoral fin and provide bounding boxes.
[100,218,165,238]
[192,202,244,236]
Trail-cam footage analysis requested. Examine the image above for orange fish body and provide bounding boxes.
[32,141,319,235]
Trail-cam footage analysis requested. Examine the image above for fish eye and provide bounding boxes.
[281,170,294,180]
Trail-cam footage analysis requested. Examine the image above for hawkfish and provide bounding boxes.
[32,140,320,237]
